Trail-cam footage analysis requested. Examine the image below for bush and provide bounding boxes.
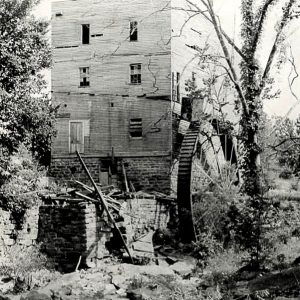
[0,145,49,229]
[0,244,58,293]
[205,248,246,278]
[279,169,293,179]
[192,163,283,269]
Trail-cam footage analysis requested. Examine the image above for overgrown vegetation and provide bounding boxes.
[0,0,56,165]
[0,145,51,229]
[0,243,59,293]
[0,0,56,226]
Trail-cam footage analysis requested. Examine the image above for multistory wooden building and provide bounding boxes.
[50,0,234,194]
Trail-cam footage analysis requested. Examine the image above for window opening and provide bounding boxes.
[129,118,142,138]
[130,64,141,84]
[130,21,138,41]
[82,24,90,44]
[79,67,90,87]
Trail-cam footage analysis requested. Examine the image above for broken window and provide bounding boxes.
[130,64,141,84]
[79,67,90,87]
[70,122,84,153]
[130,21,138,41]
[129,118,142,138]
[82,24,90,44]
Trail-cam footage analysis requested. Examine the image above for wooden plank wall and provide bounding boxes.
[52,94,172,156]
[51,0,172,157]
[52,0,171,96]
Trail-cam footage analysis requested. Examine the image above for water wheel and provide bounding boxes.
[177,125,201,243]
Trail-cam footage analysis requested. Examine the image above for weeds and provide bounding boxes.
[0,243,57,293]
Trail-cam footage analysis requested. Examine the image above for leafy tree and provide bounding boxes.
[271,116,300,173]
[0,0,55,165]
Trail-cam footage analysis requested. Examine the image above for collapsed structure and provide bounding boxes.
[0,1,241,270]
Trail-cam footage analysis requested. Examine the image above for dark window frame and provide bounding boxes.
[130,21,138,41]
[129,118,143,138]
[79,67,90,87]
[130,63,142,84]
[82,24,90,44]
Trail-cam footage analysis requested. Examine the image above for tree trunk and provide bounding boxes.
[239,112,262,197]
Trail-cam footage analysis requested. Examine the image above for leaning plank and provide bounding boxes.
[105,195,122,206]
[74,180,94,193]
[122,162,129,193]
[74,192,98,203]
[76,151,134,264]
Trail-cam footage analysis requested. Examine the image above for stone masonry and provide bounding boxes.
[38,202,112,272]
[50,156,171,194]
[0,207,39,252]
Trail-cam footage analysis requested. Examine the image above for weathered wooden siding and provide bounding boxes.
[52,94,171,156]
[52,0,171,96]
[171,0,208,103]
[51,0,172,159]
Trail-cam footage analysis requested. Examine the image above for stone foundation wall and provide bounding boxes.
[121,156,171,194]
[0,207,39,252]
[36,194,174,271]
[120,193,175,244]
[50,155,172,194]
[49,157,118,185]
[38,202,112,272]
[0,193,174,271]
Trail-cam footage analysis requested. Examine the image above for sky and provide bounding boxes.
[34,0,300,120]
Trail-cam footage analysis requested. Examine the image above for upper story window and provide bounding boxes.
[130,21,138,41]
[79,67,90,87]
[130,64,141,84]
[82,24,90,44]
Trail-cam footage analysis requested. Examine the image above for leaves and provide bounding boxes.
[0,0,55,165]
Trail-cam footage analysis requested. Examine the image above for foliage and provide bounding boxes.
[192,162,284,268]
[128,274,202,300]
[193,163,240,246]
[182,0,298,197]
[271,116,300,173]
[204,248,246,279]
[0,0,56,165]
[0,243,57,293]
[0,145,48,228]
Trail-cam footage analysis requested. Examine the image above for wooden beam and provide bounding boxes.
[76,151,134,263]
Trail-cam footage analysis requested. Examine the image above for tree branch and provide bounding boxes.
[252,0,277,53]
[185,0,247,62]
[259,0,297,96]
[205,0,249,116]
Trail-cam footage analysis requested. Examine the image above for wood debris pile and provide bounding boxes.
[41,180,127,214]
